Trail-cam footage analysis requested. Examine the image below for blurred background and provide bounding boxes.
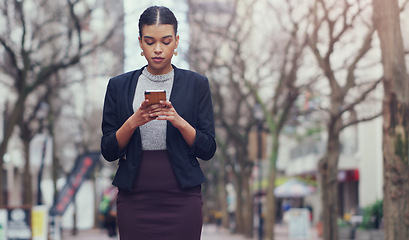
[0,0,408,239]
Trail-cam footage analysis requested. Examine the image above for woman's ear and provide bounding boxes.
[138,36,142,48]
[175,35,179,48]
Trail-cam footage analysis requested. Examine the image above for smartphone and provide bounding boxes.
[144,90,166,106]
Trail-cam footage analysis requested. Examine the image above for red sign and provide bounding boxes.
[49,152,100,216]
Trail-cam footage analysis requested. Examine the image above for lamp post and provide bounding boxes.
[253,104,264,240]
[36,102,49,205]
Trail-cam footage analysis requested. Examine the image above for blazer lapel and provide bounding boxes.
[127,67,144,114]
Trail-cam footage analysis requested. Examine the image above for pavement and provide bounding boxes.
[61,223,322,240]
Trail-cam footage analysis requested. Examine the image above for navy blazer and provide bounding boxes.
[101,66,216,190]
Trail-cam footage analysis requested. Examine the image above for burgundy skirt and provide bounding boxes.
[116,150,203,240]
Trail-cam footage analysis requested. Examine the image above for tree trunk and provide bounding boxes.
[264,170,277,240]
[218,161,229,229]
[0,94,26,207]
[232,154,254,238]
[20,110,34,206]
[264,130,280,239]
[235,175,244,234]
[52,142,59,204]
[319,119,341,240]
[47,106,59,203]
[219,182,229,229]
[382,98,409,239]
[242,174,253,238]
[233,170,254,238]
[22,137,33,206]
[373,0,409,239]
[0,143,4,208]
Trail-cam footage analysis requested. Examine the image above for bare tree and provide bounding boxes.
[307,0,382,239]
[246,1,314,238]
[373,0,409,239]
[188,0,315,238]
[0,0,123,207]
[187,0,260,236]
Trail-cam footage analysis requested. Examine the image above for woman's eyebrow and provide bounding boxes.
[143,35,173,40]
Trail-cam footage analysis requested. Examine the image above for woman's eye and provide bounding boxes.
[163,42,170,45]
[146,42,154,45]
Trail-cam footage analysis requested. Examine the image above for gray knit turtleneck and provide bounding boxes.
[133,68,174,150]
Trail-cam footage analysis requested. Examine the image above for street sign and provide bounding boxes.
[287,208,311,240]
[6,207,32,240]
[49,152,100,216]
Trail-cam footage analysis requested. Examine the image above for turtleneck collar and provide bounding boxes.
[142,68,174,83]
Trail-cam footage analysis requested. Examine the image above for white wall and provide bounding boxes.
[357,117,383,208]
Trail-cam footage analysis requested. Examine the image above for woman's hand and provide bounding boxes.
[116,99,162,150]
[148,101,183,127]
[130,99,160,128]
[149,100,196,146]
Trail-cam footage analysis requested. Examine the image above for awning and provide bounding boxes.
[274,178,316,198]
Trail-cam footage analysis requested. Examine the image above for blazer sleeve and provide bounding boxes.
[100,79,124,161]
[190,77,216,160]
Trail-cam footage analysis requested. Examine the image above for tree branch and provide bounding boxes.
[339,77,382,117]
[0,37,20,76]
[340,111,382,131]
[344,26,376,91]
[67,0,83,51]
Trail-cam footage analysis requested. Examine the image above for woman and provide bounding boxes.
[100,5,216,240]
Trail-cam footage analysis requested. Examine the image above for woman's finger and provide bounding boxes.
[140,99,150,109]
[159,100,172,108]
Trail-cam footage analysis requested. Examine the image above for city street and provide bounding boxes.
[61,223,322,240]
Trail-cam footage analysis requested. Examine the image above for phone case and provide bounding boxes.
[144,90,166,106]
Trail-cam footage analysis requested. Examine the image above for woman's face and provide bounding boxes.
[139,24,179,75]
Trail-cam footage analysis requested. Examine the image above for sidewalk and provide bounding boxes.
[62,224,246,240]
[201,224,249,240]
[61,223,322,240]
[273,223,322,240]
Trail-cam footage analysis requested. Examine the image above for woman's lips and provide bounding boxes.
[152,57,164,63]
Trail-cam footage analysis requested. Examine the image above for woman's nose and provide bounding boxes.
[154,43,162,53]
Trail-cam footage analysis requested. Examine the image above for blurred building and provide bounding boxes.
[278,112,383,223]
